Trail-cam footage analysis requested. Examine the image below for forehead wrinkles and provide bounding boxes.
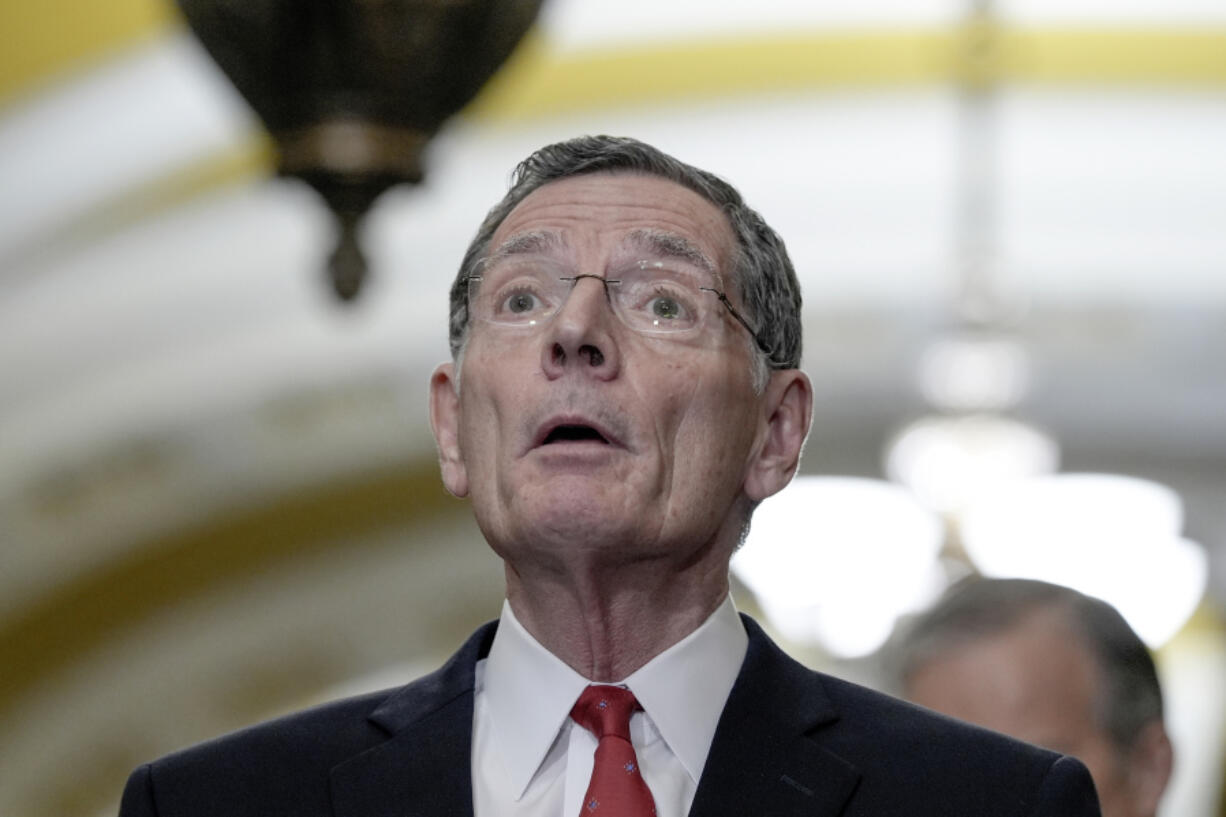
[484,226,721,282]
[493,174,733,259]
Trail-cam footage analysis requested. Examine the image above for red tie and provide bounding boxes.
[570,685,658,816]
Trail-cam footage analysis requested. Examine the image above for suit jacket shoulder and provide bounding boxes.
[689,615,1100,817]
[118,622,496,817]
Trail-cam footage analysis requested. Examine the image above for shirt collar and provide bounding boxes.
[482,600,590,798]
[623,595,747,783]
[482,596,748,797]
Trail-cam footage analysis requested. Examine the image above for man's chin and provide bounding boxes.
[507,495,644,550]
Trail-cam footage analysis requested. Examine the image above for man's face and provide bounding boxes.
[905,611,1164,817]
[431,172,785,572]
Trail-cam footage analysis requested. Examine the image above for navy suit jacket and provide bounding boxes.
[120,615,1100,816]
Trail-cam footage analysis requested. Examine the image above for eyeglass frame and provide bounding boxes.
[461,269,775,360]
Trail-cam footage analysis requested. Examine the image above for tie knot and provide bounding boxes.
[571,685,640,741]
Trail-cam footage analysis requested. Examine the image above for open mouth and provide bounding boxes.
[542,424,610,445]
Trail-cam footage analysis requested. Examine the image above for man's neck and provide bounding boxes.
[503,558,730,681]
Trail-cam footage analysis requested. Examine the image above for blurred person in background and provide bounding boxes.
[118,136,1100,816]
[895,577,1173,817]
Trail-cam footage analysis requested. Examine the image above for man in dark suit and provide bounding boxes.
[120,135,1100,816]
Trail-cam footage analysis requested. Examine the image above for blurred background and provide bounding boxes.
[1,0,1225,815]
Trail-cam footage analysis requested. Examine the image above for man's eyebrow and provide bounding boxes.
[623,229,716,273]
[485,230,566,263]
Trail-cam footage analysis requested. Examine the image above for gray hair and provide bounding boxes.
[447,135,803,386]
[892,577,1164,755]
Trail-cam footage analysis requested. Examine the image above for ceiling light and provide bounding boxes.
[733,476,945,658]
[960,472,1207,646]
[884,413,1059,515]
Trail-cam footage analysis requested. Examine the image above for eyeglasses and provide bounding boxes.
[464,256,773,358]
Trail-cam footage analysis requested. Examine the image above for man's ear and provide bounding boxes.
[429,362,470,498]
[1126,720,1174,817]
[744,369,813,502]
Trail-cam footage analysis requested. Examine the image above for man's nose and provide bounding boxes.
[540,275,621,380]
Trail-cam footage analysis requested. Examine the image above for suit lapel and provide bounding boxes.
[688,616,861,817]
[327,615,861,817]
[329,622,498,817]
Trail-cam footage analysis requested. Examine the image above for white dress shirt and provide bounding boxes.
[471,596,748,817]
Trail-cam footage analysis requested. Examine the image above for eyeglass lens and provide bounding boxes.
[469,258,720,335]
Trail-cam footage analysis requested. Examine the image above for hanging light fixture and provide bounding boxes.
[176,0,544,301]
[884,0,1060,517]
[883,0,1205,648]
[884,327,1060,516]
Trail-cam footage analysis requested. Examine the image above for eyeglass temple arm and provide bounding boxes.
[702,288,776,361]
